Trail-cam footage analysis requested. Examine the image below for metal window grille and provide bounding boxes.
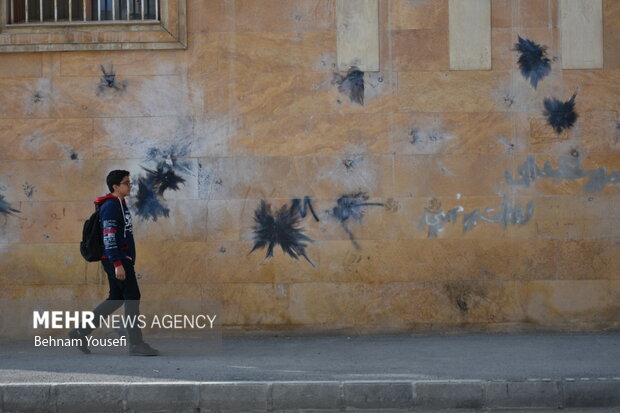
[8,0,159,24]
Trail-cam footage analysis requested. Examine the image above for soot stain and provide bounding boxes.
[22,183,36,199]
[133,145,190,221]
[250,199,316,267]
[0,192,20,218]
[331,192,384,249]
[343,158,356,171]
[134,176,170,222]
[543,92,578,134]
[96,64,127,96]
[32,91,44,103]
[334,68,364,106]
[514,36,552,89]
[445,283,487,316]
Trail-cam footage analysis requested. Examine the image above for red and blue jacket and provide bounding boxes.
[94,194,136,268]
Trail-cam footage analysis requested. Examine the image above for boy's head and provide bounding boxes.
[106,170,131,195]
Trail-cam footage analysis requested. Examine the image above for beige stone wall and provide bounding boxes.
[0,0,619,336]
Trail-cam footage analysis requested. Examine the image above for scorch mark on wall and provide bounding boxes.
[133,145,191,221]
[250,199,316,267]
[22,183,36,199]
[505,156,620,193]
[96,64,127,96]
[503,94,515,109]
[334,68,364,106]
[445,282,488,317]
[514,36,551,89]
[134,178,170,221]
[543,92,578,134]
[0,192,20,219]
[32,91,44,104]
[331,192,384,249]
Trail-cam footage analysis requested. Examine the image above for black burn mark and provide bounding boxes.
[96,64,127,96]
[141,165,186,196]
[250,200,315,267]
[332,192,384,250]
[133,146,189,221]
[70,151,78,160]
[22,182,36,199]
[445,283,487,316]
[503,95,515,108]
[134,176,170,222]
[343,158,355,170]
[514,36,552,89]
[543,92,578,134]
[0,193,20,217]
[334,68,364,106]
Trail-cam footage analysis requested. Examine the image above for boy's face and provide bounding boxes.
[114,175,132,197]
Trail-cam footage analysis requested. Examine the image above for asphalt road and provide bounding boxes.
[1,332,619,383]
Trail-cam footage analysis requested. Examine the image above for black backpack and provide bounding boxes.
[80,201,108,262]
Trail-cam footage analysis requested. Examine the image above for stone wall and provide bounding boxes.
[0,0,618,336]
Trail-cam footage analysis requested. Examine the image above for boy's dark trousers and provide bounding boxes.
[78,258,144,345]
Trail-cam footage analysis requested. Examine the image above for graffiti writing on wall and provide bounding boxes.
[419,195,535,238]
[505,156,620,193]
[462,199,534,232]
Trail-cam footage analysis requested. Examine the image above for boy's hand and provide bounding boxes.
[115,265,126,280]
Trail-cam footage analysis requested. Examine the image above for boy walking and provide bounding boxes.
[69,170,159,356]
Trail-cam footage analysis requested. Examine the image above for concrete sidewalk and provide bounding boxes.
[1,332,619,412]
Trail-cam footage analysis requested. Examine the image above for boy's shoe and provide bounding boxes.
[68,329,91,354]
[129,342,159,356]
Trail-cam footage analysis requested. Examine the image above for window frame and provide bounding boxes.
[0,0,186,52]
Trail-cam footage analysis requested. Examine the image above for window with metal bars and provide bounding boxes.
[8,0,159,24]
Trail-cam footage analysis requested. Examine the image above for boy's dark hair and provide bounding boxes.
[106,170,130,193]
